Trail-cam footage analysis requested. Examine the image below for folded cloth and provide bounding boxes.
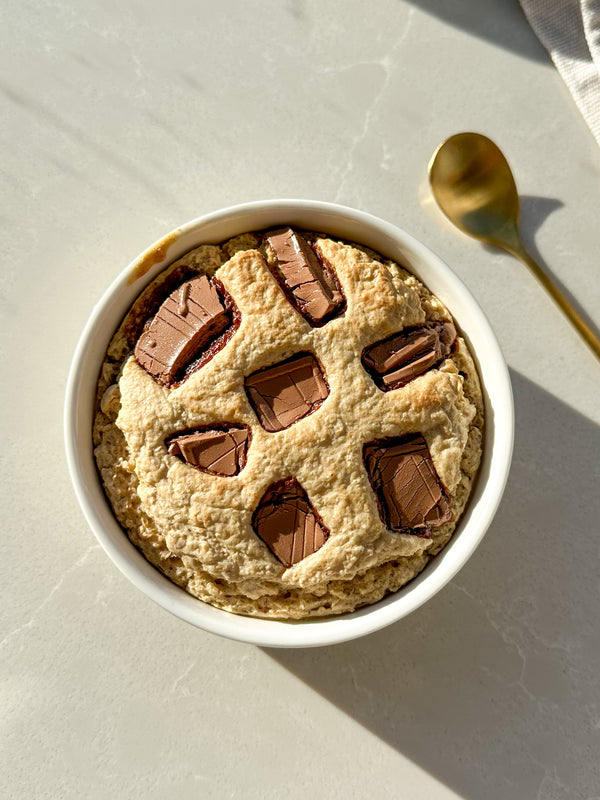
[519,0,600,145]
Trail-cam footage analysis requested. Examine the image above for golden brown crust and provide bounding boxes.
[93,233,483,619]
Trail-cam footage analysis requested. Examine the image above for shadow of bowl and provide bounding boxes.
[264,369,600,798]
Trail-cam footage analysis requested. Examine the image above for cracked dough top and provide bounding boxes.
[93,231,483,619]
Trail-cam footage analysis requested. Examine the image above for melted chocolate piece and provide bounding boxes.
[166,425,250,477]
[252,478,329,567]
[134,275,232,385]
[362,321,457,391]
[266,227,345,326]
[244,352,329,432]
[363,434,453,535]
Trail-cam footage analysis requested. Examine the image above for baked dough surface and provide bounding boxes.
[93,232,484,619]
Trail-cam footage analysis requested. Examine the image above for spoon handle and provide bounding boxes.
[510,244,600,360]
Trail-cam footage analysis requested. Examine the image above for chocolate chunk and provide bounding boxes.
[363,434,453,534]
[266,227,345,325]
[252,478,329,567]
[362,321,457,391]
[166,425,250,477]
[244,352,329,432]
[134,275,231,384]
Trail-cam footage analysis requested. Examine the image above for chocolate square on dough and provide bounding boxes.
[266,227,345,326]
[363,434,452,534]
[166,426,250,477]
[362,321,456,391]
[252,478,329,567]
[134,275,231,385]
[244,352,329,432]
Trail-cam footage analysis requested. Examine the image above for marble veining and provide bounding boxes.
[2,0,599,797]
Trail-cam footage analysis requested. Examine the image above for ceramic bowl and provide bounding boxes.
[64,200,513,648]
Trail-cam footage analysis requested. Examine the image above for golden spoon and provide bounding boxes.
[428,131,600,360]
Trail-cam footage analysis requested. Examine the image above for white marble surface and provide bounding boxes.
[2,1,599,798]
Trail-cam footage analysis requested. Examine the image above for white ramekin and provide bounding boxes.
[64,200,513,648]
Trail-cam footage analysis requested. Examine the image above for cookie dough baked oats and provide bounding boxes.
[93,228,484,619]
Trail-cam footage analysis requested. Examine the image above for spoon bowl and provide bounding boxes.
[429,132,520,248]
